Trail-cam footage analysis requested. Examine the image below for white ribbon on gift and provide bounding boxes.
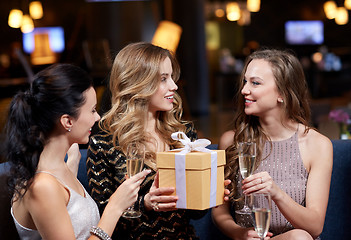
[171,132,218,209]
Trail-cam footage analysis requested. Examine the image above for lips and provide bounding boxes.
[165,95,174,100]
[244,98,256,107]
[245,98,255,103]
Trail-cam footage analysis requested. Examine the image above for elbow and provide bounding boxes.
[311,225,324,239]
[305,221,324,239]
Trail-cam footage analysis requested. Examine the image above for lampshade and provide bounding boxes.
[324,1,337,19]
[226,2,241,21]
[21,15,34,33]
[345,0,351,10]
[151,21,182,53]
[238,9,251,26]
[335,7,348,25]
[30,1,43,19]
[8,9,23,28]
[247,0,260,12]
[31,32,57,65]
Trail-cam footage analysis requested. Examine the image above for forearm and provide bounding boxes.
[95,202,123,237]
[211,204,242,239]
[273,190,324,238]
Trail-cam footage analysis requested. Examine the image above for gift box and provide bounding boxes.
[156,149,226,210]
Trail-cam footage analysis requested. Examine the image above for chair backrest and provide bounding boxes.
[320,139,351,239]
[0,162,20,239]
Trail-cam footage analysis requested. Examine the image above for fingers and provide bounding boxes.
[223,180,231,202]
[130,169,151,182]
[224,179,231,186]
[242,172,273,194]
[153,171,159,188]
[146,185,177,212]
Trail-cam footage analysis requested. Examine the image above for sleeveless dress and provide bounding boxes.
[233,131,312,236]
[11,171,100,240]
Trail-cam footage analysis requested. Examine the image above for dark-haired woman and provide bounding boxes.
[6,63,150,240]
[212,49,332,240]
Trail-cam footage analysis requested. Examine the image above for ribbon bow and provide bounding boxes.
[171,131,211,154]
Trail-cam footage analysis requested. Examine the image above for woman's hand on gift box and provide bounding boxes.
[144,172,179,212]
[224,179,231,202]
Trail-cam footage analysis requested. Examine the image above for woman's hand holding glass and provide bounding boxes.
[242,171,279,200]
[110,170,151,215]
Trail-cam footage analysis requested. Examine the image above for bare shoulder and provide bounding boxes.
[304,128,333,152]
[219,130,235,150]
[299,126,333,170]
[26,173,67,204]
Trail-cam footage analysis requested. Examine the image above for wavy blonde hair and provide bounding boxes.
[101,42,188,169]
[226,48,312,199]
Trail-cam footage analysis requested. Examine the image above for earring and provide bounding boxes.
[68,128,71,132]
[278,98,284,103]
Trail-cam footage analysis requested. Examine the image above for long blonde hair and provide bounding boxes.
[226,48,311,198]
[101,42,188,169]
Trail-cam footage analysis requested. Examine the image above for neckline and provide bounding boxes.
[270,130,297,143]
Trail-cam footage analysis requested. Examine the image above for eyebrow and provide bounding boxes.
[245,76,263,81]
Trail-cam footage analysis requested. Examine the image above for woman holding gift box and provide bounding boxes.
[212,49,333,240]
[6,63,150,240]
[86,42,209,239]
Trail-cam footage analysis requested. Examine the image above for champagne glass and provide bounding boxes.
[236,142,256,214]
[250,193,272,240]
[122,142,145,218]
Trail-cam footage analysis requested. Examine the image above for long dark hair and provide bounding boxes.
[6,63,93,197]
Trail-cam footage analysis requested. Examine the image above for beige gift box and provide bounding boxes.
[156,150,226,210]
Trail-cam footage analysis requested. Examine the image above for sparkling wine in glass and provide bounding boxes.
[122,142,145,218]
[236,142,256,214]
[250,193,272,240]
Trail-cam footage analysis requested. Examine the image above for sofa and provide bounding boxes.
[1,140,350,239]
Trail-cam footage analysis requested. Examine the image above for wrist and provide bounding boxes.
[271,186,284,202]
[90,226,112,240]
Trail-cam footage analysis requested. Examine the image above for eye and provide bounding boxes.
[252,81,260,86]
[92,108,97,113]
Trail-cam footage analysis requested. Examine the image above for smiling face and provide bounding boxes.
[148,57,178,114]
[241,59,282,117]
[71,87,100,144]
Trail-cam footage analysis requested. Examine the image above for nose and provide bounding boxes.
[95,112,101,122]
[241,82,250,95]
[169,78,178,91]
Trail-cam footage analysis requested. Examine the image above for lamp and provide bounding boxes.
[324,1,337,19]
[29,1,43,19]
[345,0,351,10]
[31,32,57,65]
[247,0,260,12]
[226,2,241,21]
[21,14,34,33]
[335,7,348,25]
[8,9,23,28]
[238,9,251,26]
[151,21,182,53]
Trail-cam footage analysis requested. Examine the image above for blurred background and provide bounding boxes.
[1,0,351,158]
